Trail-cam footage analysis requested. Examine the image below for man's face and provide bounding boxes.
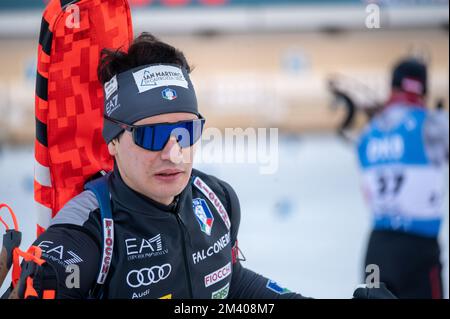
[108,112,198,205]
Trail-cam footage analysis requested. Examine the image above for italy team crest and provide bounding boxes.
[193,198,214,236]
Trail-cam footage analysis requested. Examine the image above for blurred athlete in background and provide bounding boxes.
[331,58,448,298]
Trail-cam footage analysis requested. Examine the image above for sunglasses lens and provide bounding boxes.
[133,125,154,150]
[133,119,204,151]
[153,124,175,150]
[172,120,203,148]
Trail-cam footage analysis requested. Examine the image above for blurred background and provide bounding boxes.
[0,0,448,298]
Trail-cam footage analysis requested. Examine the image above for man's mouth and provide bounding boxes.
[154,169,184,182]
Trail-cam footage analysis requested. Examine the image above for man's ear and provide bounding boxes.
[108,140,118,156]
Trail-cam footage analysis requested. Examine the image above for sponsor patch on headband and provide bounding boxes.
[132,65,189,94]
[104,75,118,100]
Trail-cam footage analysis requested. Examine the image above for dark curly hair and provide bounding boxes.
[98,32,192,84]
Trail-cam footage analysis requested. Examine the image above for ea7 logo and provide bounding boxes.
[125,234,163,256]
[38,241,83,265]
[106,94,120,116]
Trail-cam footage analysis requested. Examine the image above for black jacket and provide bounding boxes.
[29,168,305,299]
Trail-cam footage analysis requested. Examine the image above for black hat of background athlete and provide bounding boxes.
[102,63,199,144]
[391,58,428,96]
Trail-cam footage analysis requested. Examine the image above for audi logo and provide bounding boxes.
[126,264,172,288]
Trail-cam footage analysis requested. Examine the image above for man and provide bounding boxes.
[4,33,393,299]
[357,58,449,298]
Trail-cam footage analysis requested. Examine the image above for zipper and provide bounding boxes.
[175,213,194,299]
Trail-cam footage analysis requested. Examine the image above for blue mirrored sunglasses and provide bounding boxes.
[105,114,205,152]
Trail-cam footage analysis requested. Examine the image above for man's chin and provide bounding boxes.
[149,177,189,197]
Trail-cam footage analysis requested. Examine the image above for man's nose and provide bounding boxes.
[160,135,183,163]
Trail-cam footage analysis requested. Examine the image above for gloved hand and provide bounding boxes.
[6,246,58,299]
[353,282,397,299]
